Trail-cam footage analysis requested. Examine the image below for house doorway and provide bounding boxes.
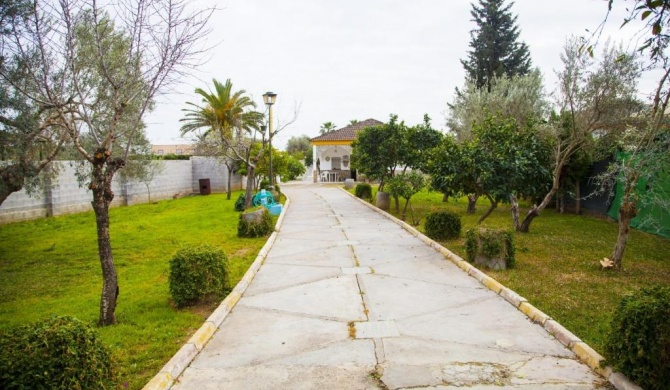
[332,157,342,170]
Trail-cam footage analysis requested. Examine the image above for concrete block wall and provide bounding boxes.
[0,158,246,224]
[122,161,193,205]
[191,157,246,193]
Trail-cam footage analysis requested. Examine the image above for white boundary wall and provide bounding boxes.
[0,157,246,224]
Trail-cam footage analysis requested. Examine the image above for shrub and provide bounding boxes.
[605,285,670,389]
[0,316,116,390]
[234,193,246,212]
[465,227,515,269]
[355,183,372,200]
[169,245,228,308]
[237,207,274,238]
[425,210,461,240]
[259,179,270,190]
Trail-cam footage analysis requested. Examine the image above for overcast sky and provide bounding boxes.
[144,0,653,150]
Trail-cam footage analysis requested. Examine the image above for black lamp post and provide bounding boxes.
[262,92,277,187]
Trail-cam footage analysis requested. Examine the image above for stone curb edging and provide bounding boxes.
[142,197,291,390]
[339,187,641,390]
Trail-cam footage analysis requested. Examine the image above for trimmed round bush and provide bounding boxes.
[425,210,461,240]
[355,183,372,199]
[259,179,270,190]
[605,285,670,390]
[238,207,274,238]
[0,316,116,390]
[234,193,246,212]
[169,245,228,308]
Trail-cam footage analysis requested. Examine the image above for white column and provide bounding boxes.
[312,144,318,183]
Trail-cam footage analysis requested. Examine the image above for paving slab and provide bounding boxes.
[171,184,608,390]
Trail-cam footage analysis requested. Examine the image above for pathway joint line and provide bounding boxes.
[338,186,640,387]
[141,195,292,390]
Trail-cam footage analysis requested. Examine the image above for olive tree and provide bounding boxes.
[0,0,67,205]
[2,0,214,325]
[447,70,548,141]
[515,38,639,233]
[586,0,670,269]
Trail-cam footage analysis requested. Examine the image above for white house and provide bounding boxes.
[310,119,383,182]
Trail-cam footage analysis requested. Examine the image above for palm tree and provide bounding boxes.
[180,79,264,205]
[319,121,337,134]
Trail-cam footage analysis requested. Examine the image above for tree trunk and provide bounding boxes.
[226,163,233,200]
[442,193,449,202]
[394,195,400,214]
[244,165,255,209]
[466,194,478,214]
[515,186,558,233]
[518,206,539,232]
[478,195,498,224]
[90,149,124,326]
[401,198,411,221]
[510,195,521,230]
[610,200,637,270]
[0,163,33,206]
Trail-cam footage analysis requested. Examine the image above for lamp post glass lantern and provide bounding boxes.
[263,92,277,187]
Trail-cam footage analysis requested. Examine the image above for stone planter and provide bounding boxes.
[241,208,266,224]
[376,191,390,211]
[344,179,355,189]
[465,227,515,270]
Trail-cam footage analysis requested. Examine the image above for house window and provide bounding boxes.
[176,149,183,155]
[157,149,164,155]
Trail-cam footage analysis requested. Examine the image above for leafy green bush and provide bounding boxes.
[234,193,246,212]
[465,227,515,269]
[605,285,670,389]
[238,207,274,238]
[425,210,461,240]
[355,183,373,200]
[259,179,270,190]
[168,245,228,308]
[0,316,116,390]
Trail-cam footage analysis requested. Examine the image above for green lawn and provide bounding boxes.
[0,191,267,389]
[355,187,670,354]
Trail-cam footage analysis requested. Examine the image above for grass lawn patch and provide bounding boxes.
[0,191,268,389]
[350,186,670,354]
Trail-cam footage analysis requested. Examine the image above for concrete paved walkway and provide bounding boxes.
[173,184,607,389]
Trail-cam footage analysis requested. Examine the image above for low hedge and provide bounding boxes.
[168,245,229,308]
[424,210,461,240]
[605,285,670,389]
[0,316,116,390]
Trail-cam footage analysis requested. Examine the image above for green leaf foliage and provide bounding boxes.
[234,193,246,212]
[386,172,426,201]
[425,210,461,240]
[427,115,551,211]
[605,285,670,390]
[461,0,532,91]
[168,245,229,308]
[0,316,116,390]
[351,114,441,191]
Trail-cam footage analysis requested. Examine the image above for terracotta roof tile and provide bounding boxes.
[310,118,383,142]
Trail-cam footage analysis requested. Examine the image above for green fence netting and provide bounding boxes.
[606,152,670,239]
